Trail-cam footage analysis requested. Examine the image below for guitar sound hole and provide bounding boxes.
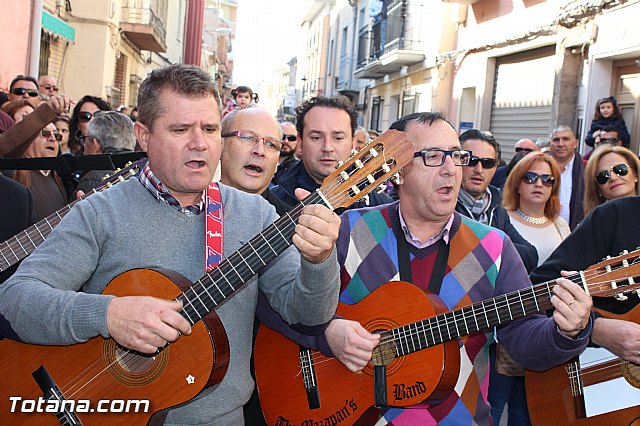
[103,339,169,386]
[115,347,155,373]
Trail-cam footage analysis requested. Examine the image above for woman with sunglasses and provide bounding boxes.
[583,145,640,216]
[490,152,569,426]
[68,95,112,155]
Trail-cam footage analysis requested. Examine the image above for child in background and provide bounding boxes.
[584,96,630,148]
[222,86,258,117]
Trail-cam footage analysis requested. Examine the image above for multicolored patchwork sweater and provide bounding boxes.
[334,202,590,425]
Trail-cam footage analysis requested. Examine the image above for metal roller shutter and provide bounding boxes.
[490,46,555,161]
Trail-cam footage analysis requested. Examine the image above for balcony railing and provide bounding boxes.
[121,0,168,52]
[354,0,424,79]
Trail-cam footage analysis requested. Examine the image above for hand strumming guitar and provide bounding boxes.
[106,297,192,354]
[324,318,380,372]
[591,318,640,364]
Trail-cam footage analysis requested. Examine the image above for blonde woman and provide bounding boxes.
[583,145,640,216]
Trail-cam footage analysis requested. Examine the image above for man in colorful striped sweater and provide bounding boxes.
[258,111,594,425]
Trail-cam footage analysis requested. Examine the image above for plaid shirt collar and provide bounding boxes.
[138,161,205,215]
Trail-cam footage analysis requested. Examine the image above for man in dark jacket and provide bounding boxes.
[271,96,392,212]
[550,125,584,230]
[456,129,538,272]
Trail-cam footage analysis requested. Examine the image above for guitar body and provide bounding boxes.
[0,268,230,425]
[525,305,640,425]
[255,281,459,426]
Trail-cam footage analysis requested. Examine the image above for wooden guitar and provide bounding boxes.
[525,306,640,425]
[0,159,146,279]
[0,130,413,425]
[255,250,640,426]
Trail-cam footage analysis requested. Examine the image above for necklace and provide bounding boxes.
[515,209,548,225]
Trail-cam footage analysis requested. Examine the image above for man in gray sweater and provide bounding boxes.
[0,65,341,424]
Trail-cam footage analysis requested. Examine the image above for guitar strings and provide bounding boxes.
[0,164,141,270]
[56,145,400,400]
[288,263,640,374]
[566,357,634,381]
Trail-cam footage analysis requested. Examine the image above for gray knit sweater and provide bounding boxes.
[0,178,340,424]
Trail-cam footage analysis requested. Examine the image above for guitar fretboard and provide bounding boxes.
[176,191,326,324]
[391,281,557,356]
[0,203,75,272]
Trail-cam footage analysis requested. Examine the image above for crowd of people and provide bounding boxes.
[0,64,637,425]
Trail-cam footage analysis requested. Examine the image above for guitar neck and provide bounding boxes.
[0,160,144,274]
[391,280,558,356]
[0,203,77,272]
[176,191,326,324]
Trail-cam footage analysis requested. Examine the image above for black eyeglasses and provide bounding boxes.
[467,156,497,169]
[11,87,39,97]
[78,111,102,123]
[522,171,555,187]
[222,130,283,153]
[413,149,471,167]
[595,163,629,185]
[41,129,63,142]
[282,134,297,142]
[515,147,534,153]
[42,85,59,92]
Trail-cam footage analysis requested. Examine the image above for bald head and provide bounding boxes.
[220,108,283,194]
[514,138,538,154]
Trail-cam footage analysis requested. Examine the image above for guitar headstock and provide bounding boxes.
[80,158,146,200]
[584,249,640,299]
[319,129,413,210]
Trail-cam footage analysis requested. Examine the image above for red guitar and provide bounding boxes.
[0,130,414,425]
[525,306,640,425]
[254,250,640,426]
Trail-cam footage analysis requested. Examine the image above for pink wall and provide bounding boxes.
[0,2,32,91]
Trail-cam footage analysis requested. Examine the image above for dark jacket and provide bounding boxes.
[455,185,538,272]
[272,155,299,186]
[0,175,36,284]
[584,117,630,148]
[271,160,393,214]
[567,151,585,230]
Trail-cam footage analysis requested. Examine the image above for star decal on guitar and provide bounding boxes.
[186,375,195,385]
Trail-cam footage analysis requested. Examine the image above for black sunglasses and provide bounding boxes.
[515,147,534,153]
[282,134,297,142]
[522,171,555,187]
[595,163,629,185]
[11,87,39,97]
[467,156,497,169]
[78,111,101,122]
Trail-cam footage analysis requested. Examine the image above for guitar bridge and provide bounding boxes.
[299,346,320,410]
[32,365,83,425]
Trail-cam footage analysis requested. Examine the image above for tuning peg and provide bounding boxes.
[336,161,344,170]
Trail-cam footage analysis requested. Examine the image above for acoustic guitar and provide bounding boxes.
[0,159,146,279]
[0,129,414,425]
[254,250,640,426]
[525,305,640,425]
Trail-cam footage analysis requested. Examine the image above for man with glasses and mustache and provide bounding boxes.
[549,125,584,230]
[38,75,59,99]
[456,129,538,272]
[272,121,300,185]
